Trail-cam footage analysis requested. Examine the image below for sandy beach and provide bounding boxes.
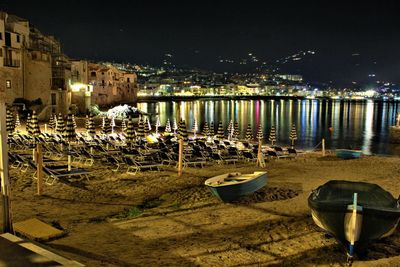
[2,152,400,266]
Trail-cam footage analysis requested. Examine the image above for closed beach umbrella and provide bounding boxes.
[126,116,135,143]
[111,116,116,133]
[155,116,161,135]
[257,124,263,141]
[30,110,41,137]
[88,114,96,136]
[289,124,297,147]
[178,119,188,141]
[26,113,32,135]
[72,114,77,130]
[173,118,178,134]
[102,117,111,135]
[165,119,171,133]
[192,118,198,139]
[245,124,253,141]
[227,120,233,139]
[49,113,55,132]
[269,126,277,146]
[144,117,151,136]
[121,119,127,133]
[136,116,145,138]
[216,121,224,139]
[64,110,76,141]
[202,121,210,137]
[15,112,21,130]
[6,108,15,139]
[233,121,240,140]
[56,113,65,135]
[210,121,215,137]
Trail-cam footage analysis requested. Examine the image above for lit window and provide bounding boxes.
[6,80,11,89]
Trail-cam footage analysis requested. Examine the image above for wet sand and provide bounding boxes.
[3,152,400,266]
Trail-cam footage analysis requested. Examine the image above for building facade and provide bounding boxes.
[0,11,71,118]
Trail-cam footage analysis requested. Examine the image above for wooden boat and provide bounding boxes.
[336,149,362,159]
[205,171,268,202]
[308,180,400,258]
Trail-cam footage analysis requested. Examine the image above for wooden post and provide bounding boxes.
[178,138,183,177]
[257,140,265,167]
[36,144,43,195]
[0,102,12,232]
[322,138,326,156]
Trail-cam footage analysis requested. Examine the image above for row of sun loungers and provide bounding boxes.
[7,132,301,185]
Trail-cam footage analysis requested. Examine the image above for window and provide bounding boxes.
[16,35,20,43]
[127,78,130,83]
[0,48,2,57]
[0,32,2,40]
[6,80,11,89]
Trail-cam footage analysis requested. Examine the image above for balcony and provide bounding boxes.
[3,58,21,68]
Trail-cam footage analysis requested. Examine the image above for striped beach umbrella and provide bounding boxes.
[56,113,65,135]
[111,116,116,133]
[26,113,32,135]
[155,116,161,135]
[49,113,55,132]
[144,117,151,136]
[233,121,240,140]
[64,110,76,141]
[227,120,234,140]
[87,114,96,136]
[165,119,171,133]
[15,112,21,129]
[245,124,253,141]
[6,108,15,140]
[216,121,224,139]
[210,121,215,137]
[136,116,145,138]
[72,114,77,130]
[202,121,210,137]
[269,126,277,146]
[289,124,298,147]
[173,118,178,134]
[192,118,198,139]
[121,119,127,133]
[30,110,41,137]
[257,124,263,141]
[84,115,89,131]
[126,116,135,143]
[102,117,111,135]
[178,119,188,141]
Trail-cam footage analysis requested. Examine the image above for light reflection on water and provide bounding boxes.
[138,99,400,155]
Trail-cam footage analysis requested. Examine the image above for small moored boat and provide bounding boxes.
[308,180,400,259]
[336,149,362,159]
[205,171,268,202]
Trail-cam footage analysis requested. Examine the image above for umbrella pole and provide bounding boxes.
[178,139,183,177]
[0,101,13,232]
[68,142,71,171]
[257,140,265,168]
[322,138,326,156]
[36,144,43,195]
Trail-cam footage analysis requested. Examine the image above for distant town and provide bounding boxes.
[1,11,399,120]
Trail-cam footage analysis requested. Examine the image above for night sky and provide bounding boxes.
[1,0,400,87]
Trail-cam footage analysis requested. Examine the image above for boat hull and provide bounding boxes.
[206,173,268,202]
[308,180,400,251]
[336,149,362,159]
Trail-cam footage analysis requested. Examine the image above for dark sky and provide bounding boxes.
[1,0,400,87]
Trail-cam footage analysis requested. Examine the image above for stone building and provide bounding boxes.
[0,11,71,118]
[69,61,138,113]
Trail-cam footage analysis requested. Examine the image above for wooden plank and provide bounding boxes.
[13,218,64,241]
